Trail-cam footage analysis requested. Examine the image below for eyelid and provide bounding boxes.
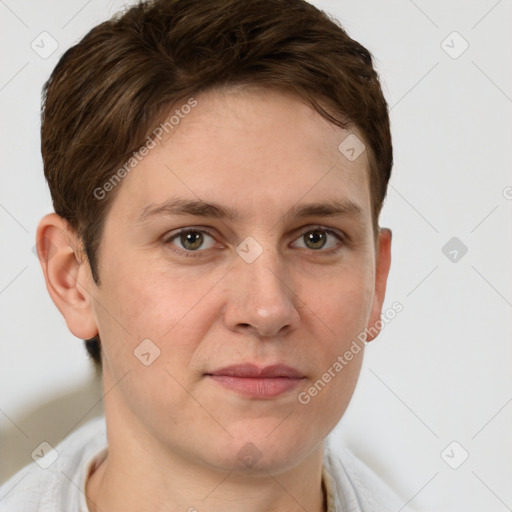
[294,224,346,241]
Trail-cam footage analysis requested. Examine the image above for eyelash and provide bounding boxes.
[162,225,346,258]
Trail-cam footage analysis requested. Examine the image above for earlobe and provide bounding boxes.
[35,213,98,340]
[365,227,392,343]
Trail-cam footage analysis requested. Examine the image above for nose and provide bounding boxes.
[223,245,301,338]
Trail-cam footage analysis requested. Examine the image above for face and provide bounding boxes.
[79,87,390,474]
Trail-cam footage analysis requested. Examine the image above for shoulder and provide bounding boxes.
[0,416,107,512]
[322,444,403,512]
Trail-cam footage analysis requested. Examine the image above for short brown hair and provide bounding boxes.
[41,0,393,368]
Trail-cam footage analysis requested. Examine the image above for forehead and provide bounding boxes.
[110,87,372,225]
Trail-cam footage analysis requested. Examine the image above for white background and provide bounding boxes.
[1,1,511,510]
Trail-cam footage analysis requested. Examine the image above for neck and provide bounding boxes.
[86,418,326,512]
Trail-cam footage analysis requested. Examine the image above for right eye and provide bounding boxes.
[163,228,218,256]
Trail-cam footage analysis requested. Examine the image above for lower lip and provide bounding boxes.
[207,375,303,398]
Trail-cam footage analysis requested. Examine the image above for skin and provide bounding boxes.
[37,86,391,512]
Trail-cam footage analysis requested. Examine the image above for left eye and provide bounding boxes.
[165,230,217,251]
[292,228,342,251]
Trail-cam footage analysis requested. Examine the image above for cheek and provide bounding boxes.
[96,257,222,358]
[297,271,372,425]
[302,262,375,342]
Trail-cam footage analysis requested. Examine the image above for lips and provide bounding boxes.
[207,363,304,379]
[206,363,305,399]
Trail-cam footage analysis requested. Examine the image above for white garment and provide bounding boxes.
[0,416,402,511]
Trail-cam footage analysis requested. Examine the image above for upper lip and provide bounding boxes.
[207,363,304,378]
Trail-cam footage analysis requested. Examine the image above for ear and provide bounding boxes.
[365,227,392,342]
[35,213,98,340]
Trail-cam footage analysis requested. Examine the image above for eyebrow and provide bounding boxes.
[136,198,242,224]
[135,197,365,224]
[283,199,365,223]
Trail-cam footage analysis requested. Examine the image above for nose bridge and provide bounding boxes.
[249,247,288,305]
[225,237,300,336]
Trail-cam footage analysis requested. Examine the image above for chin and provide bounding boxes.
[204,431,316,475]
